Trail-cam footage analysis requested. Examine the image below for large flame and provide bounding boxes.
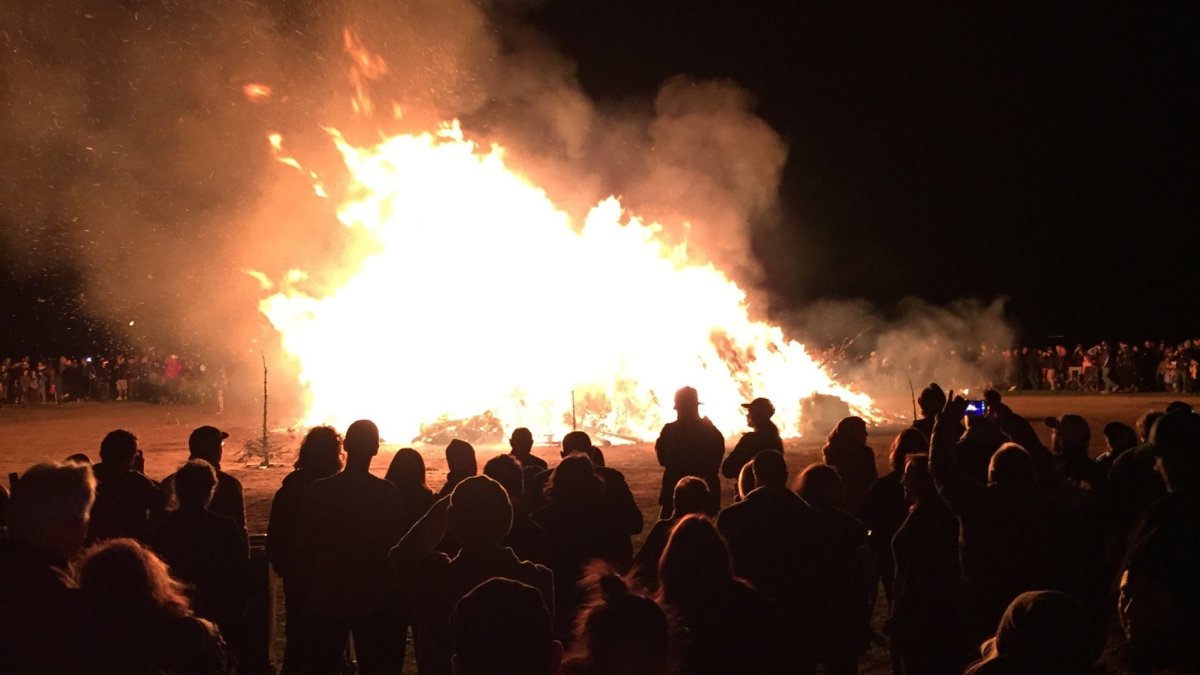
[256,120,873,443]
[254,33,872,443]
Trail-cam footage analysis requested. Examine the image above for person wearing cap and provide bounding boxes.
[162,425,245,532]
[720,397,784,482]
[1044,414,1097,487]
[654,386,725,517]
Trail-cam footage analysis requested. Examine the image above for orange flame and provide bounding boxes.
[256,123,875,442]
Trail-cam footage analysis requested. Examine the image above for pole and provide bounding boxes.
[908,375,918,423]
[570,389,577,430]
[261,352,270,467]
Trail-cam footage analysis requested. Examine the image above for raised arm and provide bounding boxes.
[388,496,450,573]
[929,393,982,516]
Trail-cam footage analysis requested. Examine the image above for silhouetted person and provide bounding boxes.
[438,439,477,497]
[717,450,824,664]
[657,515,785,675]
[385,447,437,537]
[721,397,783,481]
[795,464,872,675]
[390,475,554,675]
[451,578,563,675]
[162,426,245,533]
[963,591,1091,675]
[0,462,95,674]
[266,425,343,675]
[150,459,249,668]
[563,568,670,675]
[89,429,168,543]
[655,386,725,517]
[633,476,710,592]
[296,419,408,674]
[820,416,877,513]
[913,382,946,439]
[859,428,927,608]
[930,396,1056,643]
[522,431,643,565]
[483,454,551,565]
[74,538,232,674]
[1105,523,1200,675]
[1046,413,1098,486]
[509,427,548,472]
[532,454,630,637]
[886,455,966,675]
[1096,421,1139,479]
[1104,411,1167,565]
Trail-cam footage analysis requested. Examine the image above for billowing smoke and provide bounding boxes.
[786,297,1015,409]
[0,0,791,416]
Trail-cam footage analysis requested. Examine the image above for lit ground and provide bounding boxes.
[1,392,1196,672]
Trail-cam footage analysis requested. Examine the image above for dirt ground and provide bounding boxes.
[1,392,1195,673]
[2,392,1194,532]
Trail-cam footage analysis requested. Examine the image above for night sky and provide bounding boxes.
[1,1,1196,355]
[531,1,1197,341]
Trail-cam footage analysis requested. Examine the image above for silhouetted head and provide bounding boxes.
[828,416,868,446]
[295,425,342,477]
[572,567,670,675]
[173,459,216,510]
[973,591,1089,673]
[796,464,845,510]
[99,429,138,468]
[561,430,592,457]
[1149,410,1200,493]
[917,383,947,418]
[483,454,524,505]
[448,476,513,550]
[585,445,606,468]
[385,448,427,488]
[546,455,602,503]
[1136,411,1165,443]
[1117,525,1200,671]
[73,538,191,621]
[344,420,380,460]
[751,450,788,489]
[452,578,562,675]
[509,428,534,456]
[187,425,228,467]
[889,428,929,474]
[658,515,734,609]
[901,454,935,504]
[1046,414,1090,455]
[7,462,95,559]
[988,443,1033,485]
[673,386,700,419]
[1165,400,1194,415]
[1102,422,1139,457]
[445,439,478,477]
[671,476,710,518]
[741,397,775,428]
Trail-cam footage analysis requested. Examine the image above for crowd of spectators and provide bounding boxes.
[826,338,1200,395]
[0,353,226,408]
[0,384,1197,674]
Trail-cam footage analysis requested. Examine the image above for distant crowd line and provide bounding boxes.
[0,385,1197,674]
[0,353,226,408]
[826,338,1200,394]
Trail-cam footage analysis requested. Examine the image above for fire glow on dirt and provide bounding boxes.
[251,35,874,444]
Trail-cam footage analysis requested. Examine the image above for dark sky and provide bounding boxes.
[530,1,1198,342]
[0,2,1195,357]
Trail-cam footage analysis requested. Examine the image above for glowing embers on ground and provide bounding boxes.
[256,122,873,443]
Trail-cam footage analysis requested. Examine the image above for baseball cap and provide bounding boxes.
[741,397,775,418]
